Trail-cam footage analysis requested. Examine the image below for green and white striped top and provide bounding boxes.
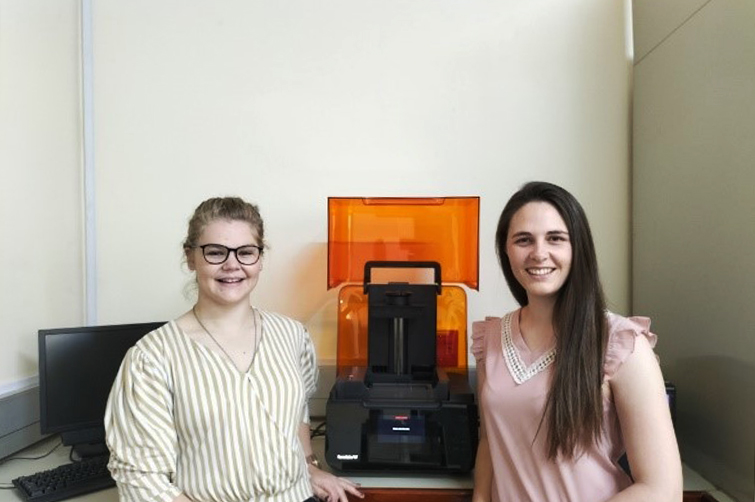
[105,309,318,502]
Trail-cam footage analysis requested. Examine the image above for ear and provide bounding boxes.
[185,248,196,271]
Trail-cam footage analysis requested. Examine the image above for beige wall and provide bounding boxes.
[0,1,633,393]
[92,0,633,364]
[0,0,83,390]
[632,0,755,500]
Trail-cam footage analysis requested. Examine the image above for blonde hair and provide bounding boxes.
[183,197,266,251]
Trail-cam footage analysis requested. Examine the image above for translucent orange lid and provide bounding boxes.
[327,197,479,290]
[335,284,469,370]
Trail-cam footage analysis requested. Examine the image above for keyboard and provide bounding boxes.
[12,455,115,502]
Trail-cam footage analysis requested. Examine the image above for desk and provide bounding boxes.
[0,436,726,502]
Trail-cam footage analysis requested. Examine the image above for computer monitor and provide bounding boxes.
[38,321,165,458]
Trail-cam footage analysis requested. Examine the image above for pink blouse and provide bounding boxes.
[472,309,657,502]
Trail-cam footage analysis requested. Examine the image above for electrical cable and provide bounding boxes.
[310,420,326,438]
[0,440,65,488]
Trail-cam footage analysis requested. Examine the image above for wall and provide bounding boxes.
[632,0,755,500]
[0,0,633,454]
[91,0,633,364]
[0,0,83,391]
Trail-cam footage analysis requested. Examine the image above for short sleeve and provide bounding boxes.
[603,313,658,380]
[471,316,501,367]
[105,344,182,502]
[299,327,319,424]
[471,317,501,440]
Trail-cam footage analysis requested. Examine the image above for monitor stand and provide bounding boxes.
[71,441,109,459]
[60,429,109,459]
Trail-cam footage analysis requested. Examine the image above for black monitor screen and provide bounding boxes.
[38,321,165,456]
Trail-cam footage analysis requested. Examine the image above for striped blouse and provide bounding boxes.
[104,309,319,502]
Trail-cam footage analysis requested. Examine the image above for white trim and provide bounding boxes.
[0,376,38,400]
[624,0,634,62]
[81,0,97,325]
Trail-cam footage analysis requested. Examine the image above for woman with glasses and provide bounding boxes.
[471,182,682,502]
[105,197,363,502]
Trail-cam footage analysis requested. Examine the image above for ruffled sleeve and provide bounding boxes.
[471,316,501,367]
[471,317,502,440]
[603,313,658,380]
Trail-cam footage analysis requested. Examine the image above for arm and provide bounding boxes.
[471,435,493,502]
[606,334,683,502]
[105,345,184,502]
[297,423,364,501]
[470,320,492,502]
[295,328,362,501]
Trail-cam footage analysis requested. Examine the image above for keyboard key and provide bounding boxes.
[12,455,115,502]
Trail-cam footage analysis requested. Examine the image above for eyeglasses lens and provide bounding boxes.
[235,246,260,265]
[202,245,260,265]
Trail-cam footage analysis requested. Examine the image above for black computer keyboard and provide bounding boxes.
[12,455,115,502]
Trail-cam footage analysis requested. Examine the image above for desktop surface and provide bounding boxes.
[0,435,727,502]
[0,438,116,502]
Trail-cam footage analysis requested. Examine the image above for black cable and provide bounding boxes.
[310,420,326,438]
[0,440,63,466]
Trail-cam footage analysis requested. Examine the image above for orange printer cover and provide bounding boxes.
[327,197,480,290]
[327,197,479,371]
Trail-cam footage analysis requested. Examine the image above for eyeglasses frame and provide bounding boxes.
[190,243,264,266]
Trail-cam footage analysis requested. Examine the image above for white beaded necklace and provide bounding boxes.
[192,306,260,369]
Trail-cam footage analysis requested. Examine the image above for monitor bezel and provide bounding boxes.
[37,321,165,441]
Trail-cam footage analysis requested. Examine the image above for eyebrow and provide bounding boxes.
[509,230,569,238]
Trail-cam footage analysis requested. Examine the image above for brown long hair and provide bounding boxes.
[495,181,607,460]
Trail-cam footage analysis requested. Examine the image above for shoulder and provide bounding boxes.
[258,308,311,349]
[471,310,515,364]
[124,322,182,372]
[109,323,181,392]
[259,309,306,333]
[132,321,179,358]
[603,311,658,379]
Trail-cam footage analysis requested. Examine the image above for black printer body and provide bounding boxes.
[325,261,478,473]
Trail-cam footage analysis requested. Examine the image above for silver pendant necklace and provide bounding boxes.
[192,306,260,368]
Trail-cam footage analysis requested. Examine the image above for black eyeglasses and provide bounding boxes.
[191,244,263,266]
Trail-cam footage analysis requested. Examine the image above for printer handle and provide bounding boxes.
[361,399,442,410]
[363,260,442,294]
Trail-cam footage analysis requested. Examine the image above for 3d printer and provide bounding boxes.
[324,197,479,473]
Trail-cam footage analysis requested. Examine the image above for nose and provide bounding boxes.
[222,250,242,268]
[529,240,548,261]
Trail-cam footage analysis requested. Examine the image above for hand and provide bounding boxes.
[308,465,364,502]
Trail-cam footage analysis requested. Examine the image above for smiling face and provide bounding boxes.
[506,201,573,304]
[187,218,262,308]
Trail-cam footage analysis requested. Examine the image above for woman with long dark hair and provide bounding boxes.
[472,182,682,501]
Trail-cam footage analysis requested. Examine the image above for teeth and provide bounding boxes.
[219,278,242,283]
[527,268,553,276]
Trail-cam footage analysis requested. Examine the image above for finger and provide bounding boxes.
[338,478,363,493]
[343,484,364,498]
[314,487,328,501]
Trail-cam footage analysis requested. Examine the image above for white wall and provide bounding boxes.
[0,1,633,390]
[91,0,633,364]
[633,0,755,500]
[0,0,83,390]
